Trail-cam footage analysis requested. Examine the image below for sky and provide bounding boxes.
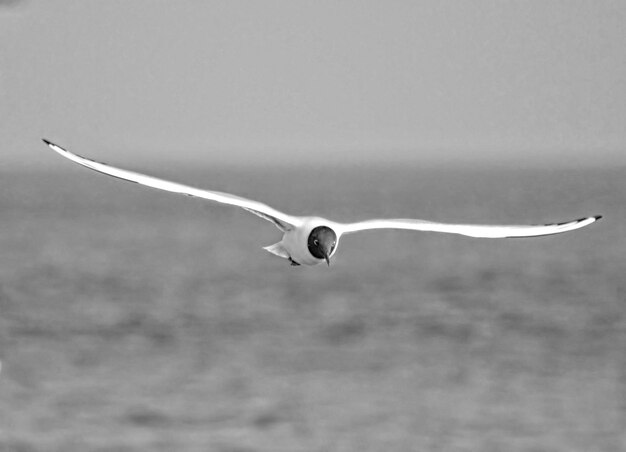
[1,1,625,169]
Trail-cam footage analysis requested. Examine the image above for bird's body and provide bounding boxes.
[43,139,601,267]
[266,217,339,266]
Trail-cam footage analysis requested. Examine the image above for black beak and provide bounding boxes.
[324,253,330,266]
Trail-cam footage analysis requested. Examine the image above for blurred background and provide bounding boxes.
[1,1,625,451]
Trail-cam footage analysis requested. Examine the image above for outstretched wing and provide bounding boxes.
[43,139,301,231]
[335,216,601,238]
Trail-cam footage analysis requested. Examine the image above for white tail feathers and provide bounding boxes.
[263,242,290,259]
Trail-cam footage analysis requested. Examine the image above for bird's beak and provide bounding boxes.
[324,254,331,266]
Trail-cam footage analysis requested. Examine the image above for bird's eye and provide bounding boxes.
[313,239,319,246]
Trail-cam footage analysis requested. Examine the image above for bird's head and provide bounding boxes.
[307,226,337,266]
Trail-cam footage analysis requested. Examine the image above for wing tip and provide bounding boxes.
[42,138,63,153]
[554,215,602,227]
[503,214,602,239]
[574,215,602,225]
[43,139,89,162]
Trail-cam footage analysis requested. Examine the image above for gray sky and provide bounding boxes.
[2,1,625,168]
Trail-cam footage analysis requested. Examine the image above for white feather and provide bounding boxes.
[44,139,601,265]
[44,139,301,231]
[334,216,601,238]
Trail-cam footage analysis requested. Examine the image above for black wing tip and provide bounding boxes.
[42,138,63,151]
[572,215,602,224]
[554,215,602,226]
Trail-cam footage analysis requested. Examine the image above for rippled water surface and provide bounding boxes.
[0,166,623,451]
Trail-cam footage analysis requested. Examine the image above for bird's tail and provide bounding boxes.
[263,242,290,259]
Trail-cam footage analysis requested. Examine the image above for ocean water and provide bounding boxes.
[0,165,623,451]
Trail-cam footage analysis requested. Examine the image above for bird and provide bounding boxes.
[43,139,601,267]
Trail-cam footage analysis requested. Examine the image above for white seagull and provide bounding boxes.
[44,139,601,267]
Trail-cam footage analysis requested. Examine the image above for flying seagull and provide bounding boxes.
[43,139,601,267]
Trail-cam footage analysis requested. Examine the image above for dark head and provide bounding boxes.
[307,226,337,266]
